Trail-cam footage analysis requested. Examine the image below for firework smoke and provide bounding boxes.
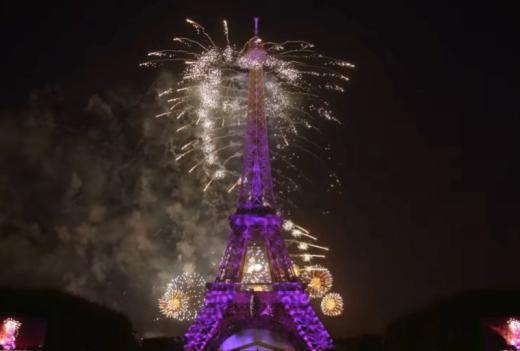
[0,85,228,336]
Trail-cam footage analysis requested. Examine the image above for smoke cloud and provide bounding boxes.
[0,73,231,335]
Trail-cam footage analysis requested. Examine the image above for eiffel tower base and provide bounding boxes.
[184,282,334,351]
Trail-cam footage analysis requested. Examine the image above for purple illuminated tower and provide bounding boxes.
[184,19,334,351]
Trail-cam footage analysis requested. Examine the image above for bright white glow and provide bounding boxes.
[241,242,272,286]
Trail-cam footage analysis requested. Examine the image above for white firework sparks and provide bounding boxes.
[141,18,353,205]
[158,272,206,321]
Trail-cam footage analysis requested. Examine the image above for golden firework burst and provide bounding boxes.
[158,272,206,321]
[321,292,344,317]
[301,266,333,298]
[159,291,188,318]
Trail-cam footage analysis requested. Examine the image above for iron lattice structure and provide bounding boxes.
[185,28,334,351]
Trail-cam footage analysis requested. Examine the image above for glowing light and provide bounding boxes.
[141,19,353,199]
[490,318,520,350]
[158,272,206,321]
[0,318,21,350]
[298,242,309,250]
[282,220,294,231]
[185,286,334,351]
[321,292,344,317]
[241,242,272,288]
[292,263,302,277]
[301,265,333,298]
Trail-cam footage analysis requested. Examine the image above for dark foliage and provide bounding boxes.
[334,335,383,351]
[385,290,520,351]
[141,336,184,351]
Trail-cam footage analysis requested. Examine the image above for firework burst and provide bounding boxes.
[321,292,344,317]
[141,18,353,206]
[0,318,21,351]
[159,291,189,318]
[158,272,206,321]
[490,318,520,350]
[301,265,333,298]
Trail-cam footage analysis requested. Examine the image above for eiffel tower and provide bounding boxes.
[184,18,334,351]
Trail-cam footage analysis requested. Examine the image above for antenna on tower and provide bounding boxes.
[254,17,259,36]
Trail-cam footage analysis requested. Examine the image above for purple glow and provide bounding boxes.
[220,328,295,350]
[490,318,520,350]
[254,17,259,36]
[0,318,21,351]
[236,38,273,209]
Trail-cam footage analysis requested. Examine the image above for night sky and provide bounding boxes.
[1,0,520,338]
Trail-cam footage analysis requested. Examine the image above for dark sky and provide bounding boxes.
[1,0,520,338]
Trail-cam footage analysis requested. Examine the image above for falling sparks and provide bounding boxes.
[141,19,353,201]
[321,292,344,317]
[301,265,333,298]
[0,318,21,351]
[158,272,206,321]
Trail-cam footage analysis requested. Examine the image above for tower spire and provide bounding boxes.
[254,16,259,36]
[236,32,276,211]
